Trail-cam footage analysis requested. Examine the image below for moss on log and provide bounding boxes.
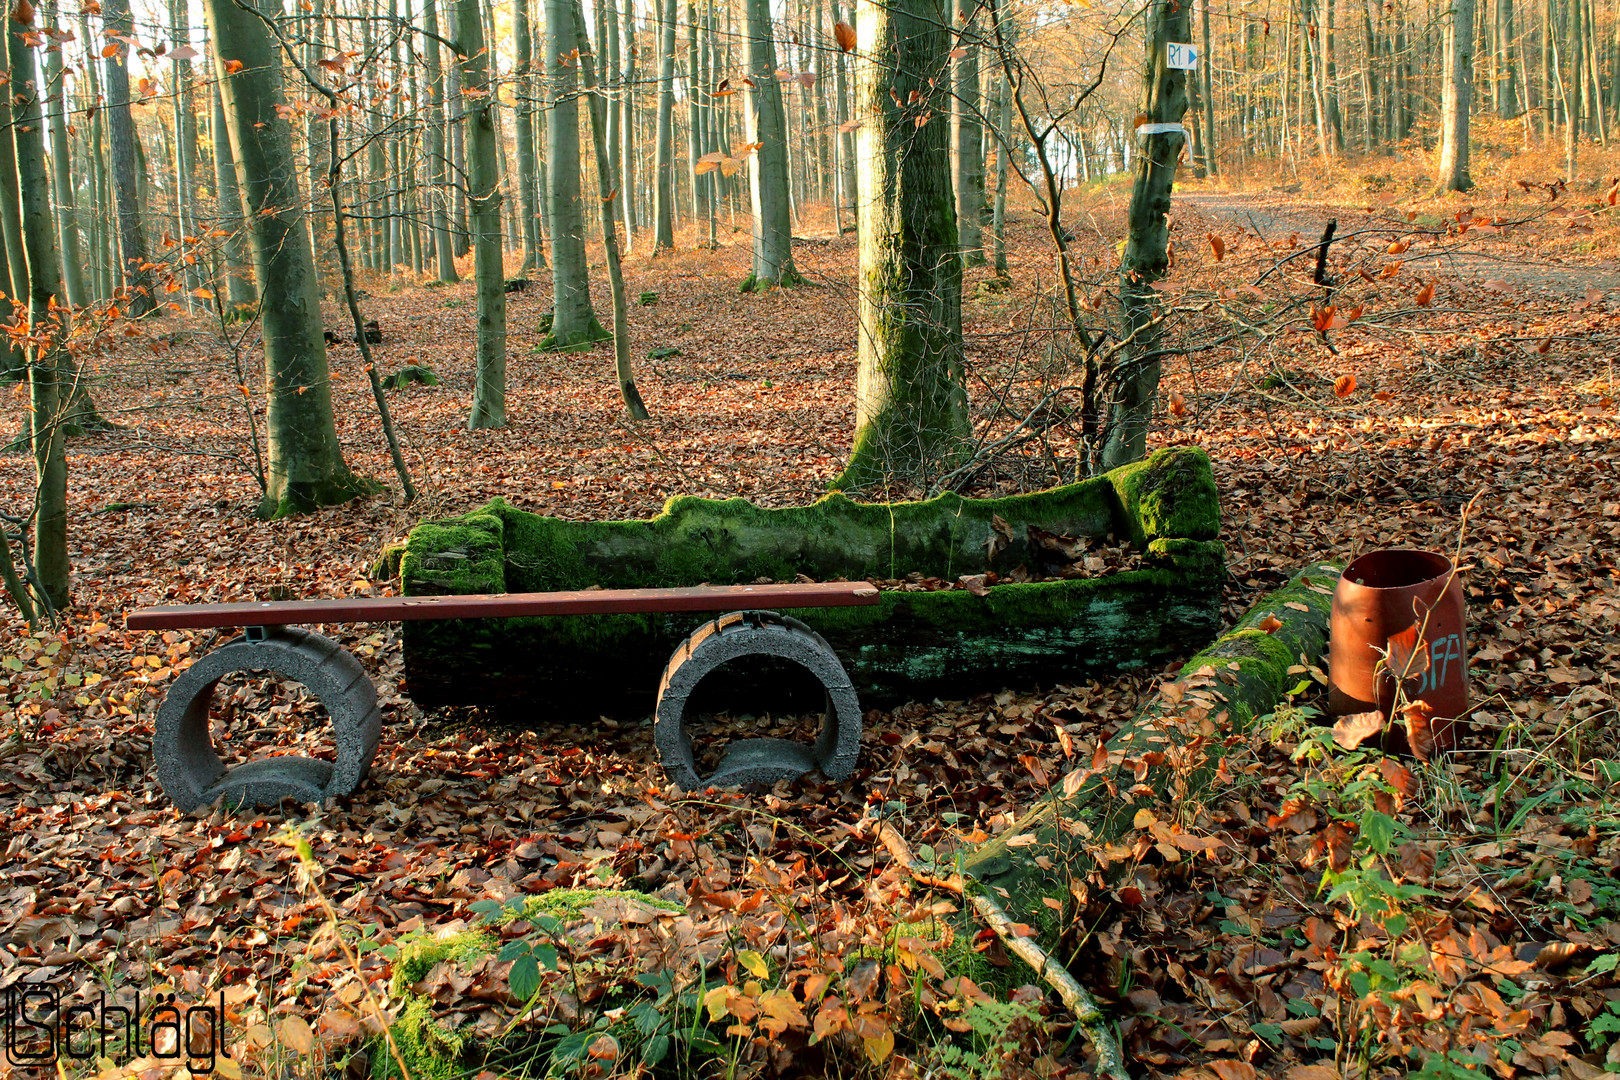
[395,448,1226,715]
[953,561,1341,970]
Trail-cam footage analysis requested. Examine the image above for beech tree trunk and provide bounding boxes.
[514,0,543,273]
[423,0,460,282]
[168,0,201,301]
[573,0,650,421]
[102,0,156,316]
[1103,0,1191,470]
[832,0,967,491]
[42,0,86,309]
[458,0,507,428]
[209,82,257,308]
[740,0,799,290]
[1437,0,1475,190]
[7,15,69,609]
[952,0,985,266]
[541,0,610,349]
[0,92,28,379]
[621,0,639,246]
[204,0,373,519]
[653,0,678,251]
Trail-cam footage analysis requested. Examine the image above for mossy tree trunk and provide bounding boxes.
[204,0,373,519]
[102,0,157,317]
[1102,0,1190,470]
[459,0,508,429]
[8,14,70,610]
[541,0,611,350]
[832,0,966,492]
[740,0,799,290]
[957,563,1340,970]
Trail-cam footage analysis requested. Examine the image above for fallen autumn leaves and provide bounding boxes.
[1,187,1618,1079]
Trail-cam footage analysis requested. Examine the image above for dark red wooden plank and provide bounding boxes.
[126,582,881,631]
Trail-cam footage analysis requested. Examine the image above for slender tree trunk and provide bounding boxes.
[812,0,833,211]
[204,0,373,519]
[573,0,650,421]
[0,87,27,380]
[448,53,469,256]
[303,0,329,272]
[7,15,69,609]
[78,11,113,299]
[423,0,460,281]
[992,70,1011,276]
[42,0,87,309]
[169,0,201,300]
[741,0,799,289]
[210,81,257,307]
[1497,0,1521,114]
[686,1,705,226]
[833,0,966,490]
[514,0,543,272]
[457,0,508,427]
[952,0,985,265]
[653,0,678,250]
[1201,0,1218,172]
[1438,0,1475,189]
[621,0,639,244]
[542,0,610,348]
[102,0,156,316]
[833,2,857,231]
[1104,0,1191,470]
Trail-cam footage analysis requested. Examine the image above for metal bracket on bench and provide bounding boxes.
[243,624,283,643]
[653,610,861,790]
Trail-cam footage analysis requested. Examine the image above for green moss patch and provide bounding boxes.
[396,453,1225,714]
[1108,447,1220,548]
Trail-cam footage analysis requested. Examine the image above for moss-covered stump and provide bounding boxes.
[394,448,1225,716]
[953,562,1341,973]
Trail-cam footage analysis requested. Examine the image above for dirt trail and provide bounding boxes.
[1174,190,1620,297]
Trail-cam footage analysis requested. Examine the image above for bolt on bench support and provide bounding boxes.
[153,626,381,812]
[654,611,862,790]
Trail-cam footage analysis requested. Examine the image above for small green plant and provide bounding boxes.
[921,997,1049,1080]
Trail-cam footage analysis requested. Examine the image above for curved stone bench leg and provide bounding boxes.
[153,627,381,812]
[653,610,861,790]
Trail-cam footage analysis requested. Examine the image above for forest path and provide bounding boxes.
[1171,189,1620,298]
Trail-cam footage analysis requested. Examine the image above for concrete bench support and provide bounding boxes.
[153,627,381,812]
[654,611,862,790]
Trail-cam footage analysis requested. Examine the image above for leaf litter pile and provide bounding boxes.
[1,188,1618,1080]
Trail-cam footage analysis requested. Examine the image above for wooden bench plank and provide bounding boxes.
[127,582,881,631]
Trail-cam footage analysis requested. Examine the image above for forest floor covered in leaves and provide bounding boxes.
[2,163,1619,1080]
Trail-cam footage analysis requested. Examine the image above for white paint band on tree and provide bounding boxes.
[1134,122,1186,135]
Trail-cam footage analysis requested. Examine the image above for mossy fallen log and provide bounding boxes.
[392,448,1225,717]
[952,561,1342,967]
